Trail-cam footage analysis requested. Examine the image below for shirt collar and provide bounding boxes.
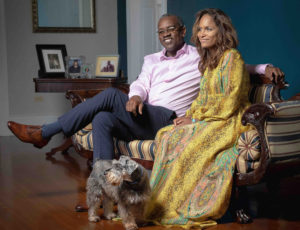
[160,43,189,61]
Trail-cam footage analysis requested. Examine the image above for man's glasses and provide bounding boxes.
[157,26,182,35]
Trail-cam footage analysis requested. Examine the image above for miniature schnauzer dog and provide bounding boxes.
[86,155,151,230]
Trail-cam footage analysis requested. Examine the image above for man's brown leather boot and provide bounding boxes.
[7,121,50,148]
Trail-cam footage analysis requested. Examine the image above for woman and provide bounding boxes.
[145,8,252,228]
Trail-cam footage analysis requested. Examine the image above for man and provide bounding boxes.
[101,61,115,72]
[48,54,60,69]
[69,60,81,73]
[8,14,284,162]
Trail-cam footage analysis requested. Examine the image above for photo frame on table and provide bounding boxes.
[95,55,120,78]
[36,44,67,78]
[81,63,94,78]
[65,56,86,79]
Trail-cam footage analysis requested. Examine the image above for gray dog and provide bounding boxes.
[86,155,151,230]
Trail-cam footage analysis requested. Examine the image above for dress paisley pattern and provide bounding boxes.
[145,49,252,228]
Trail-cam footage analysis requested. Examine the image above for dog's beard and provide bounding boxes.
[106,156,141,186]
[106,170,122,186]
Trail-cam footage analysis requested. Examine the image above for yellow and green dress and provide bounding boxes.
[145,49,252,228]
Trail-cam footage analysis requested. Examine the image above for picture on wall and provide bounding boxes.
[36,44,67,78]
[95,55,120,77]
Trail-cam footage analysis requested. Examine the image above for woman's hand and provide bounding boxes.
[173,117,194,126]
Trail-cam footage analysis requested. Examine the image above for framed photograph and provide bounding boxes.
[81,63,94,79]
[36,44,67,78]
[95,55,120,77]
[65,56,86,78]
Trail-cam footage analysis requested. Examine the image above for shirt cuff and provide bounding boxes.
[257,64,272,75]
[128,91,146,102]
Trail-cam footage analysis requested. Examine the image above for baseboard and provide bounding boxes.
[0,115,58,136]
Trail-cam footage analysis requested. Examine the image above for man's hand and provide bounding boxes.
[173,117,193,126]
[126,96,143,116]
[265,65,285,83]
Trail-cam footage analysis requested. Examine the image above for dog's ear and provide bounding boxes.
[129,166,142,183]
[125,160,139,175]
[112,159,118,165]
[118,155,131,167]
[122,166,141,183]
[119,155,129,161]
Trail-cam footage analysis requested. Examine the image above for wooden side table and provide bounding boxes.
[33,77,129,157]
[33,77,128,92]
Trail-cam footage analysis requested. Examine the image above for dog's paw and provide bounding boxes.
[104,212,117,220]
[124,223,138,230]
[88,215,101,222]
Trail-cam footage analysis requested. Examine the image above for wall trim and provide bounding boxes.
[0,0,10,137]
[126,0,167,84]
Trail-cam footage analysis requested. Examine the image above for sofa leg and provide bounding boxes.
[87,159,93,170]
[266,179,280,196]
[75,204,88,212]
[232,186,253,224]
[46,137,73,157]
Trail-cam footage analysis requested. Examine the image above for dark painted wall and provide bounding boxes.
[168,0,300,99]
[117,0,127,78]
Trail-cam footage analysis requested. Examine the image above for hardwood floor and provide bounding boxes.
[0,136,300,230]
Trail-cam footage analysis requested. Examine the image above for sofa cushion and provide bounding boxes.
[114,139,155,161]
[75,123,262,173]
[72,84,276,169]
[266,100,300,160]
[249,84,277,104]
[73,125,156,161]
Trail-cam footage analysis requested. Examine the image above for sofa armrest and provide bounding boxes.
[249,74,289,104]
[265,100,300,159]
[250,74,288,88]
[236,98,300,186]
[236,103,275,186]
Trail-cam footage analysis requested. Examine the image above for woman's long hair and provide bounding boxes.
[191,8,239,74]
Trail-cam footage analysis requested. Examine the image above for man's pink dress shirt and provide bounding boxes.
[129,43,267,117]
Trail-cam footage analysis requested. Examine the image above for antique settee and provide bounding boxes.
[50,75,300,223]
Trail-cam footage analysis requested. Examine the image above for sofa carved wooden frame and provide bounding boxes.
[47,76,300,224]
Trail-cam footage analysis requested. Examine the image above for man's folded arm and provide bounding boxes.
[246,64,285,82]
[128,57,152,101]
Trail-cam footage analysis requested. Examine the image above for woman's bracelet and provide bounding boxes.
[191,118,196,123]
